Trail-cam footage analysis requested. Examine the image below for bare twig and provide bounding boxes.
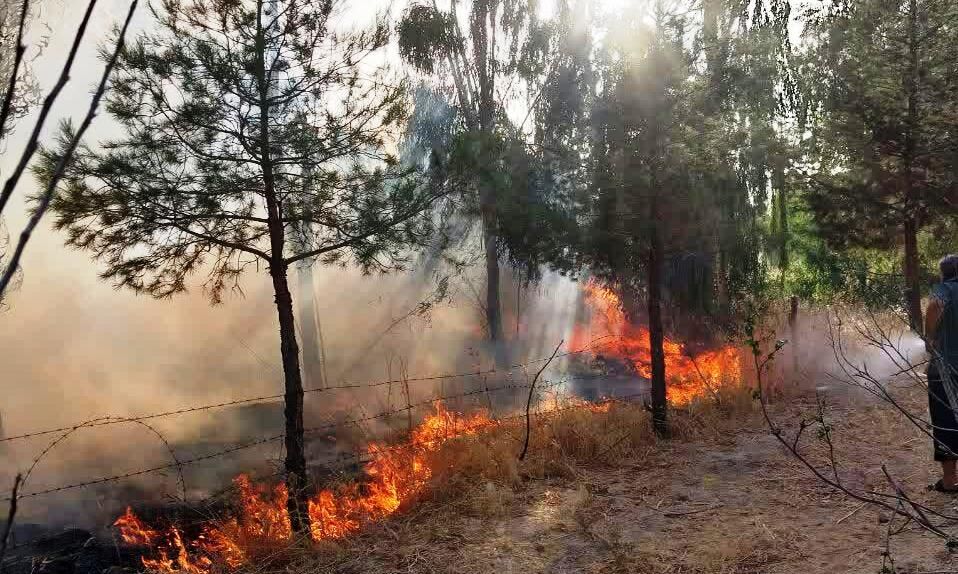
[0,0,30,141]
[0,474,22,573]
[835,502,867,525]
[662,503,723,517]
[749,324,957,540]
[519,340,563,461]
[0,0,139,298]
[0,0,98,216]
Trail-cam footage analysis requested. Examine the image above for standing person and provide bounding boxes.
[925,254,958,492]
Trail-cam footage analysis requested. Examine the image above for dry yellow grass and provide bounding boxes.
[408,385,761,527]
[240,386,765,574]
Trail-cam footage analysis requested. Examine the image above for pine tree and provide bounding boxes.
[38,0,443,531]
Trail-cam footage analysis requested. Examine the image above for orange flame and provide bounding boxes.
[570,280,741,404]
[115,506,160,546]
[116,403,494,573]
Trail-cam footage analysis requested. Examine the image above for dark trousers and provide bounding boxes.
[928,361,958,461]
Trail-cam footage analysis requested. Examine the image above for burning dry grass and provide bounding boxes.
[117,383,761,574]
[425,399,658,506]
[426,387,760,512]
[284,386,762,574]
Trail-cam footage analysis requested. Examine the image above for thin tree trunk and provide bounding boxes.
[904,217,922,333]
[903,0,922,334]
[270,263,309,531]
[648,202,668,437]
[257,0,308,532]
[789,295,799,386]
[483,205,503,343]
[472,3,504,349]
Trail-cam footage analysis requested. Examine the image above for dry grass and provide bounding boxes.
[243,386,766,574]
[422,388,758,516]
[275,375,958,574]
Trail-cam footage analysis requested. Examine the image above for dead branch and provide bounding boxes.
[0,0,29,140]
[519,340,563,461]
[0,0,97,216]
[0,0,139,298]
[749,325,958,541]
[0,474,21,574]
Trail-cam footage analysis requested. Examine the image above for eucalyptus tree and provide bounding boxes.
[698,0,795,315]
[397,0,554,349]
[38,0,443,531]
[800,0,958,332]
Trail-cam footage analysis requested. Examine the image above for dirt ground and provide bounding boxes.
[304,379,958,574]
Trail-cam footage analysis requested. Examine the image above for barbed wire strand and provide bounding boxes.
[0,337,616,445]
[1,377,607,502]
[1,388,648,554]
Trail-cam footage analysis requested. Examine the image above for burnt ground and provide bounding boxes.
[313,381,958,574]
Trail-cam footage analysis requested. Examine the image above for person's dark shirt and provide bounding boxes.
[932,279,958,366]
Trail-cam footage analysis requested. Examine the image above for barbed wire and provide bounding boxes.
[0,337,615,445]
[1,387,648,555]
[139,389,650,523]
[0,377,607,502]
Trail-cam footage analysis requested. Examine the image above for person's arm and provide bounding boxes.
[926,296,944,353]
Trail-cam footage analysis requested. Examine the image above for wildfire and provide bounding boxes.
[115,403,493,573]
[571,280,741,404]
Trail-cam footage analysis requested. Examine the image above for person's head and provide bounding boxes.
[941,255,958,282]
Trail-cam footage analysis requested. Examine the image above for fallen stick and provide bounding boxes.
[835,502,867,524]
[662,503,723,517]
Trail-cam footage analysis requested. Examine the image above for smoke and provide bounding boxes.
[0,239,586,529]
[765,305,925,396]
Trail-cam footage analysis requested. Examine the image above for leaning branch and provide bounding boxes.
[0,0,139,298]
[0,0,99,216]
[519,340,563,461]
[0,0,30,141]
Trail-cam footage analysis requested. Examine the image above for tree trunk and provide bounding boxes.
[257,0,309,532]
[482,200,503,344]
[903,0,922,334]
[904,217,923,333]
[647,204,668,437]
[269,263,310,532]
[788,295,799,386]
[472,1,504,350]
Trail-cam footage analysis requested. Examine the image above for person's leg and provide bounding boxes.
[943,460,958,488]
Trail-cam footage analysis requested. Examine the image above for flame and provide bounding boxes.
[571,280,741,404]
[115,506,160,546]
[116,403,494,573]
